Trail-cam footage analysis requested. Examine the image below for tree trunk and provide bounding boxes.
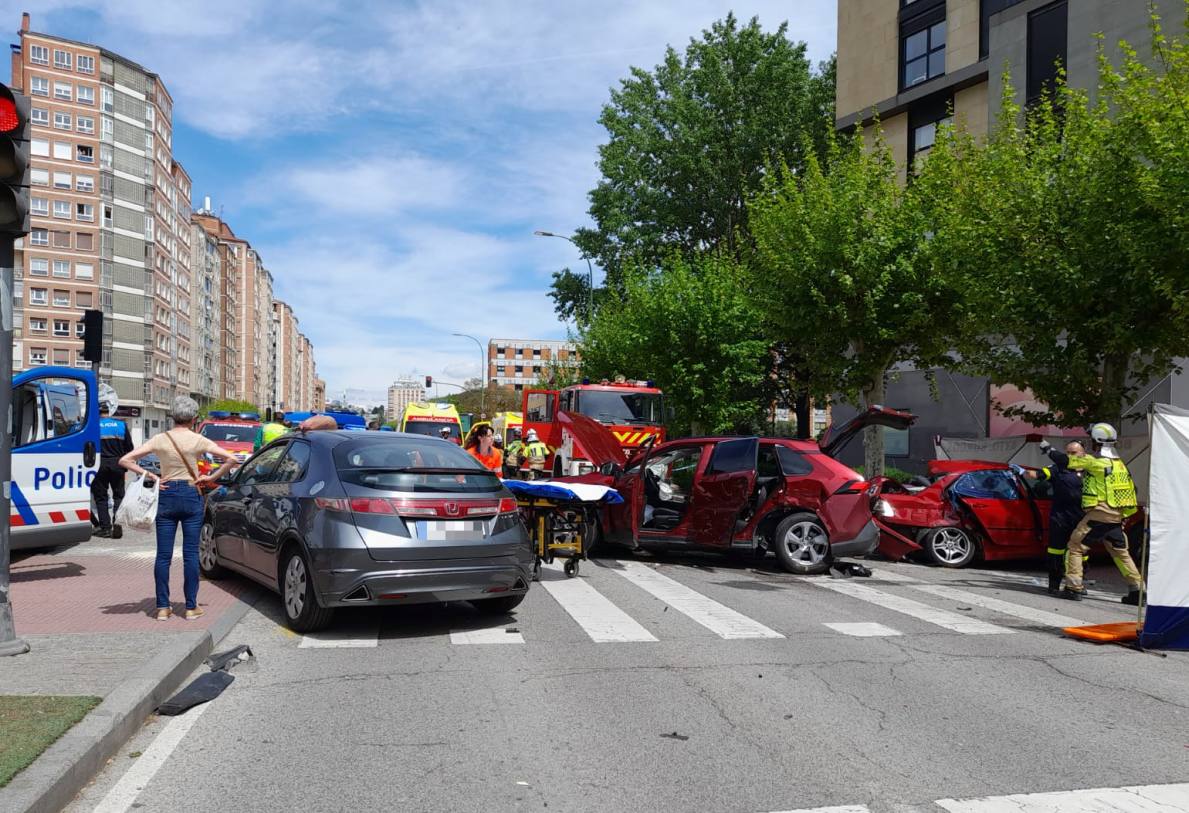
[794,394,812,440]
[1099,351,1130,428]
[862,373,887,479]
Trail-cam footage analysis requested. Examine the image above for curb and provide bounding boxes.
[0,587,261,813]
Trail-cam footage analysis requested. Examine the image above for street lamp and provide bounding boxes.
[534,230,594,321]
[451,333,486,417]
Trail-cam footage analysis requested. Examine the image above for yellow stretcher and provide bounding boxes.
[502,481,623,580]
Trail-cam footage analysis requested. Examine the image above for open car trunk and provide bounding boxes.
[819,406,916,459]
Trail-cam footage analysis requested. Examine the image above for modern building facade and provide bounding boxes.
[386,379,424,421]
[487,339,578,391]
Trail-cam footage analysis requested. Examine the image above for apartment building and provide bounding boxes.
[487,338,578,391]
[313,379,326,412]
[188,219,222,401]
[387,379,424,421]
[272,300,302,411]
[297,334,317,410]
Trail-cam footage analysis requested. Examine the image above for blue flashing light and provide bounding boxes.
[208,410,231,419]
[239,412,261,421]
[581,378,590,385]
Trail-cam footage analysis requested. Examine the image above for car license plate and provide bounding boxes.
[413,520,485,541]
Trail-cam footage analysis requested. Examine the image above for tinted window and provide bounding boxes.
[334,437,500,493]
[775,446,814,477]
[707,438,757,475]
[576,390,663,424]
[201,423,259,443]
[11,377,89,447]
[271,442,311,484]
[238,444,288,486]
[1027,0,1068,105]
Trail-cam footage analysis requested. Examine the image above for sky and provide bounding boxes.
[14,0,837,406]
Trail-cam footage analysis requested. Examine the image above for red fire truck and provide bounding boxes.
[521,379,667,477]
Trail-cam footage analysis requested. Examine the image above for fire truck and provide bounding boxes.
[521,379,667,477]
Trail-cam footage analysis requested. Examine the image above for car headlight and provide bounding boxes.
[875,499,895,518]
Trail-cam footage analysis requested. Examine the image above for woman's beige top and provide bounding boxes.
[145,429,221,482]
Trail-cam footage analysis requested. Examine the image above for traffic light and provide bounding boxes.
[81,309,103,363]
[425,375,433,388]
[0,83,30,237]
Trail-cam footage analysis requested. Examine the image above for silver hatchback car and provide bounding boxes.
[199,431,533,631]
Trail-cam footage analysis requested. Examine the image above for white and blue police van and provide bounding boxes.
[9,367,100,550]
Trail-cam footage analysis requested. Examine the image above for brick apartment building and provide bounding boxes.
[487,338,578,392]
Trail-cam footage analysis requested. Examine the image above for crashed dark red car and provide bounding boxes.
[564,406,916,574]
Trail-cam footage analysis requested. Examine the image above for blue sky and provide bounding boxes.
[19,0,836,404]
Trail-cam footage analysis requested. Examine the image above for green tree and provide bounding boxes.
[579,253,769,435]
[199,399,260,420]
[748,128,963,476]
[552,14,835,318]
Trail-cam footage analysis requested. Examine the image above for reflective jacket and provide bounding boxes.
[1065,453,1138,516]
[99,416,133,463]
[254,422,288,451]
[523,441,550,468]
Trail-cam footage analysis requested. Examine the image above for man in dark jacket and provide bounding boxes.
[91,403,134,538]
[1026,441,1087,594]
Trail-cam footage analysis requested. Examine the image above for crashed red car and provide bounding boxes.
[565,406,916,574]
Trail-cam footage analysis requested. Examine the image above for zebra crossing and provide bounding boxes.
[296,558,1106,649]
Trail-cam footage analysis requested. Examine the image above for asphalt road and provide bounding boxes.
[66,551,1189,813]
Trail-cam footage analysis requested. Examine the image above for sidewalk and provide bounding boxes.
[0,529,258,812]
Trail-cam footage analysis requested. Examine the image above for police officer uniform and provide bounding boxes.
[92,409,133,537]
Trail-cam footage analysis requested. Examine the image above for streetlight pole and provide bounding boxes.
[451,333,486,417]
[534,230,594,321]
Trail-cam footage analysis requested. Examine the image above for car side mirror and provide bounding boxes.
[600,461,622,478]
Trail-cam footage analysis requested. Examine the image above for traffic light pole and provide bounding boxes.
[0,237,29,655]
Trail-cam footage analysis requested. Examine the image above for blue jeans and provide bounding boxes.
[154,481,204,610]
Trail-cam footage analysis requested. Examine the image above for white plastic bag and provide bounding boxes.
[116,475,158,530]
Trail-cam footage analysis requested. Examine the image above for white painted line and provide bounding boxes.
[936,782,1189,812]
[906,583,1085,628]
[612,560,784,639]
[765,806,871,813]
[541,572,657,643]
[866,569,919,583]
[822,622,902,637]
[450,626,525,644]
[298,626,380,648]
[805,579,1013,635]
[92,703,211,813]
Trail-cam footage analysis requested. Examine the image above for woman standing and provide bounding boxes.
[121,396,240,621]
[463,422,503,473]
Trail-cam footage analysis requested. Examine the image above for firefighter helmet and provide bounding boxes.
[526,429,539,442]
[1090,423,1118,444]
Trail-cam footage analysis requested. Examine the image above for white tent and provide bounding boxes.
[1140,404,1189,650]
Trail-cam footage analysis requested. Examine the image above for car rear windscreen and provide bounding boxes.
[334,437,501,493]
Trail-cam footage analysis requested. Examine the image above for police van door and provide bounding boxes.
[9,368,100,550]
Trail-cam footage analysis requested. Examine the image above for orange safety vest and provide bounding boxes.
[468,447,503,472]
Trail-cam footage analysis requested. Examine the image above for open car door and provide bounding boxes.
[948,469,1042,551]
[685,438,758,549]
[819,406,916,459]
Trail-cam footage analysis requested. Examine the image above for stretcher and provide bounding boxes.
[502,480,623,579]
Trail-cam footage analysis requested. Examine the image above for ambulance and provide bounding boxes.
[9,367,100,551]
[399,402,463,443]
[491,411,523,445]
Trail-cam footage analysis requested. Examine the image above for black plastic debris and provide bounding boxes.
[660,731,689,741]
[204,644,254,672]
[157,671,235,716]
[831,562,873,578]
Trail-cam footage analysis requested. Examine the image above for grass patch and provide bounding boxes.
[0,695,101,787]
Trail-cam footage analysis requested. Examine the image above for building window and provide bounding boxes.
[901,1,946,90]
[29,45,49,65]
[75,234,93,251]
[75,262,94,278]
[29,288,48,305]
[31,107,48,126]
[53,349,70,365]
[52,111,71,130]
[53,50,71,69]
[77,85,95,105]
[29,348,47,366]
[1027,1,1068,106]
[31,168,48,186]
[77,55,95,74]
[30,229,49,246]
[52,260,70,277]
[28,318,46,332]
[76,145,94,163]
[75,174,94,192]
[53,82,72,101]
[53,319,70,337]
[76,291,92,308]
[52,290,70,307]
[51,230,70,248]
[101,87,113,113]
[29,258,48,276]
[52,200,71,219]
[53,171,71,189]
[75,322,85,337]
[76,203,94,222]
[30,76,49,96]
[31,138,49,157]
[76,116,94,134]
[100,145,113,169]
[30,197,49,216]
[52,141,71,160]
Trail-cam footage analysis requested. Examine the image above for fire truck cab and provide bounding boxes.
[522,379,666,478]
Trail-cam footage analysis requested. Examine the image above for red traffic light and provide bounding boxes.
[425,376,433,387]
[0,97,18,132]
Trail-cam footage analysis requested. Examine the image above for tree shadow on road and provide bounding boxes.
[10,561,86,583]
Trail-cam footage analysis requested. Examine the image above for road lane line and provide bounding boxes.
[298,626,379,648]
[935,782,1189,812]
[905,583,1085,628]
[92,704,211,813]
[822,622,902,637]
[612,560,784,639]
[765,806,871,813]
[867,569,919,583]
[539,565,657,642]
[449,627,525,644]
[804,579,1013,635]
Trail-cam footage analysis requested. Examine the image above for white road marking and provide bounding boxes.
[540,565,657,642]
[298,626,379,648]
[805,579,1013,635]
[935,782,1189,812]
[611,560,784,639]
[822,622,902,637]
[906,583,1085,628]
[449,626,525,644]
[91,704,211,813]
[765,806,871,813]
[866,568,920,583]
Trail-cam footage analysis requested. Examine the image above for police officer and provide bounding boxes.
[91,403,133,538]
[1059,423,1143,604]
[254,412,288,451]
[522,429,550,480]
[1027,441,1087,595]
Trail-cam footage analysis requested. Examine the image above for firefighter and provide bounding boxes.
[1027,441,1087,595]
[522,429,550,480]
[254,412,289,451]
[503,434,525,479]
[1059,423,1143,604]
[91,403,133,538]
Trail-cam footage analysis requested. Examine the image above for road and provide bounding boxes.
[66,551,1189,813]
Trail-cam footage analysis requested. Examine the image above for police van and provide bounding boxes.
[9,367,100,551]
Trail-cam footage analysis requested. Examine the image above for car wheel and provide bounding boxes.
[472,593,525,615]
[281,547,334,632]
[198,521,226,579]
[923,527,977,568]
[773,513,831,575]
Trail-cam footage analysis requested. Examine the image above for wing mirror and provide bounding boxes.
[600,461,622,478]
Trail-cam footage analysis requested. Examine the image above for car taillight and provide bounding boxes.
[351,498,397,514]
[499,497,519,514]
[314,498,350,512]
[332,497,517,518]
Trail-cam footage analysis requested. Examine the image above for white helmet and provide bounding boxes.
[1090,422,1118,444]
[526,429,539,442]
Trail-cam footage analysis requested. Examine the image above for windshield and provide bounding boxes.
[200,424,259,443]
[403,420,461,440]
[334,437,498,493]
[576,390,663,424]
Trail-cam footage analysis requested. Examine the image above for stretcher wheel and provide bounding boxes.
[564,558,579,578]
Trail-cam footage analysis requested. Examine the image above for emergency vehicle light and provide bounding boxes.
[239,412,261,421]
[208,410,231,419]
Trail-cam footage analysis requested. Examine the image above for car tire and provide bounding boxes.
[472,593,525,615]
[198,520,227,580]
[773,513,832,575]
[280,546,334,632]
[923,527,977,568]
